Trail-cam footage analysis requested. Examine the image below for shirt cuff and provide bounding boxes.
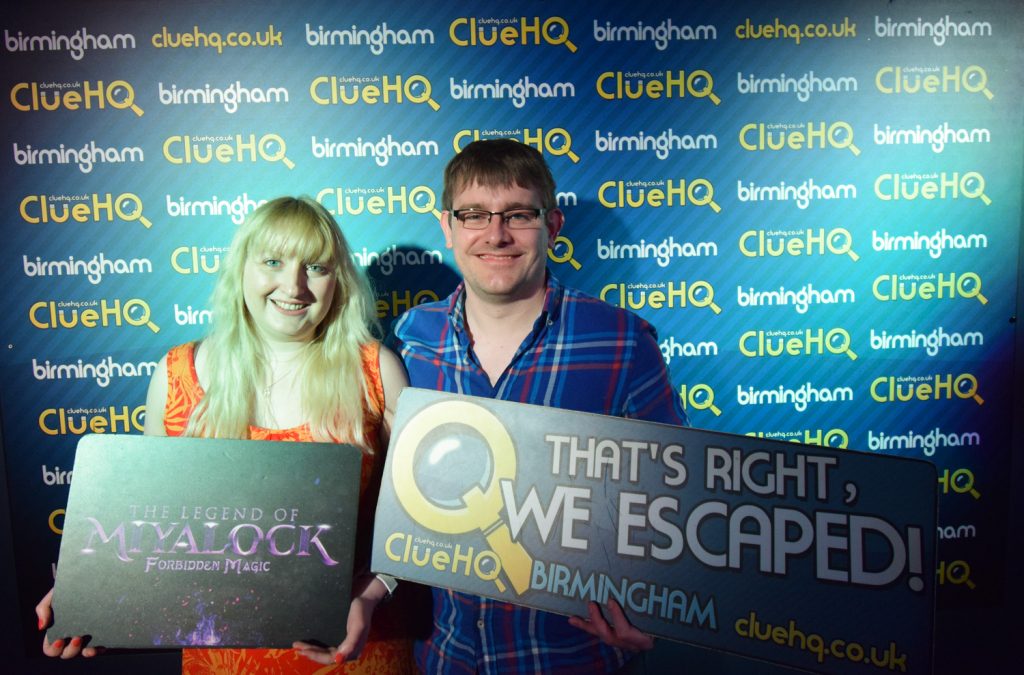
[374,573,398,600]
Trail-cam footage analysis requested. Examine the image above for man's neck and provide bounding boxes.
[464,288,545,331]
[462,287,547,385]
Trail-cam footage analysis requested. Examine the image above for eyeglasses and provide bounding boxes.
[451,208,547,229]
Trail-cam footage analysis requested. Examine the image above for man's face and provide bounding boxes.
[442,181,563,306]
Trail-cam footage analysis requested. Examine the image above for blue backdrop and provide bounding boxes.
[2,0,1021,671]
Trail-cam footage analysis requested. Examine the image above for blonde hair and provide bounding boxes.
[185,196,380,447]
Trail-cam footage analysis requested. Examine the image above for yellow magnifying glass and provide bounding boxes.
[946,560,976,589]
[548,235,582,270]
[391,400,533,595]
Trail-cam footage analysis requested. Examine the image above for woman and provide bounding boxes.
[37,196,414,674]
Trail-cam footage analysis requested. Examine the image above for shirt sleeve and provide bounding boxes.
[384,312,410,361]
[625,321,690,427]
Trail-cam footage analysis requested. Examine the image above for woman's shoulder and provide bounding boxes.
[165,341,197,361]
[359,339,381,364]
[165,341,204,387]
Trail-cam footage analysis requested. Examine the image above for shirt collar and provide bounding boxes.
[447,273,564,337]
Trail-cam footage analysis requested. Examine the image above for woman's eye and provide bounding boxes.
[307,263,328,274]
[263,259,281,268]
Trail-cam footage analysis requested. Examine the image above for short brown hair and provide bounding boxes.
[442,139,557,210]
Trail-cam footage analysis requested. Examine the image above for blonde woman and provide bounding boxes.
[38,196,414,674]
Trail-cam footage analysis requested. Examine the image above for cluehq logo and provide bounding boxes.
[745,429,849,449]
[375,289,440,319]
[30,299,160,333]
[869,374,983,405]
[739,329,857,360]
[739,121,859,155]
[20,193,152,228]
[38,405,146,435]
[10,80,143,115]
[600,281,721,314]
[596,70,720,104]
[449,17,576,52]
[316,185,441,219]
[162,133,294,169]
[599,179,720,212]
[386,398,531,593]
[679,383,721,416]
[875,65,993,99]
[454,129,579,163]
[871,272,986,304]
[739,229,859,260]
[310,75,440,110]
[171,246,225,275]
[874,171,990,204]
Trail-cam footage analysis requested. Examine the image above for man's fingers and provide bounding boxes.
[569,600,655,651]
[606,600,655,650]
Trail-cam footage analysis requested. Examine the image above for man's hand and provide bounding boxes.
[568,599,655,651]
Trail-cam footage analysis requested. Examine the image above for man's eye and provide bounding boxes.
[506,211,531,222]
[463,212,487,222]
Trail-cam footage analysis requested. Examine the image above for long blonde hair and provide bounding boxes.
[185,196,380,447]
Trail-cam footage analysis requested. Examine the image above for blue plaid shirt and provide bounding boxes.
[387,275,687,674]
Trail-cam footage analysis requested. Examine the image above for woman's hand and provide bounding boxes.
[293,574,388,664]
[36,588,102,658]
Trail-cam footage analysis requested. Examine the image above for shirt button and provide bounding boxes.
[477,620,485,629]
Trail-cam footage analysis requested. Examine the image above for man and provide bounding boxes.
[388,139,688,673]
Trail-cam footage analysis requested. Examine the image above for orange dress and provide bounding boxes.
[163,341,416,675]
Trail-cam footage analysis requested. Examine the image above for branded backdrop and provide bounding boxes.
[1,0,1021,669]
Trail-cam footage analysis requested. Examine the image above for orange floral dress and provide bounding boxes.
[163,341,416,675]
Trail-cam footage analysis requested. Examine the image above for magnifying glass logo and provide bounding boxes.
[115,193,152,228]
[391,399,534,594]
[549,235,582,270]
[545,129,581,164]
[943,560,976,589]
[680,383,721,416]
[107,80,144,117]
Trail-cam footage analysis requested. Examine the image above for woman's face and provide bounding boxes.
[242,252,337,344]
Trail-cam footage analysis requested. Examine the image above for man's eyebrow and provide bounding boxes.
[454,202,536,210]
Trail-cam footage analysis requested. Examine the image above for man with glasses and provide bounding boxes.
[388,139,687,674]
